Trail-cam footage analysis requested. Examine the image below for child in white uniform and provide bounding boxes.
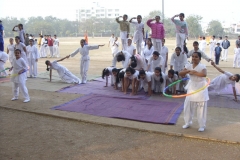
[209,61,240,101]
[111,37,119,57]
[161,39,168,73]
[12,24,25,43]
[147,51,164,72]
[112,51,132,68]
[7,38,15,65]
[102,66,117,87]
[166,69,179,95]
[233,44,240,68]
[142,38,154,63]
[129,15,144,54]
[14,36,27,64]
[26,39,39,78]
[0,51,9,76]
[10,49,30,103]
[45,56,81,84]
[126,38,136,56]
[180,52,209,132]
[124,67,139,95]
[170,47,188,73]
[151,67,166,95]
[209,36,216,59]
[53,35,60,57]
[199,37,207,52]
[69,39,104,84]
[136,70,152,96]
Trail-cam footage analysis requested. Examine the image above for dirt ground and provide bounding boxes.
[1,37,240,160]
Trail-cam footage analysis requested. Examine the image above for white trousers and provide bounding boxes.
[222,49,228,61]
[121,39,127,51]
[0,61,7,76]
[233,54,240,68]
[28,58,37,77]
[80,60,89,83]
[176,33,185,52]
[53,45,60,57]
[49,46,54,57]
[12,82,30,99]
[209,47,215,59]
[152,38,162,53]
[136,40,142,54]
[183,99,207,128]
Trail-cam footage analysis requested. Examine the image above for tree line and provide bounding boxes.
[1,10,225,38]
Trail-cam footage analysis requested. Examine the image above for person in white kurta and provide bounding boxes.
[147,51,164,72]
[45,56,81,84]
[199,37,207,53]
[112,50,132,68]
[233,45,240,68]
[69,39,104,83]
[142,38,154,63]
[126,39,136,56]
[170,47,188,73]
[53,35,60,57]
[209,36,216,59]
[0,51,9,76]
[7,38,15,65]
[151,67,166,94]
[12,24,25,43]
[26,39,39,77]
[161,39,168,73]
[124,67,139,95]
[15,36,28,64]
[111,37,119,57]
[10,49,30,102]
[179,52,209,132]
[209,61,240,101]
[136,70,152,96]
[129,16,144,54]
[39,35,47,58]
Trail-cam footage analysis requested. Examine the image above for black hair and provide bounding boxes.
[217,43,220,45]
[117,54,125,62]
[179,13,185,18]
[235,74,240,82]
[193,41,199,45]
[80,39,85,43]
[15,36,20,40]
[199,36,202,38]
[18,24,23,28]
[29,39,34,42]
[225,36,228,38]
[213,35,215,38]
[147,38,153,49]
[155,15,160,19]
[45,60,50,71]
[153,51,160,56]
[192,52,202,60]
[219,36,222,39]
[130,55,137,68]
[203,37,206,40]
[14,49,21,54]
[138,70,146,79]
[123,14,128,19]
[154,67,164,83]
[102,68,110,79]
[175,47,182,52]
[118,71,125,79]
[114,68,123,83]
[168,69,178,77]
[125,67,135,75]
[137,15,142,19]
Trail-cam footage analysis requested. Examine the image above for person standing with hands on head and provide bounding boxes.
[147,16,165,54]
[171,13,188,52]
[116,15,130,51]
[129,15,144,54]
[222,36,230,62]
[68,39,105,84]
[12,24,25,44]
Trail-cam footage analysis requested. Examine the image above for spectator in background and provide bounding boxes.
[108,34,115,53]
[199,36,207,52]
[222,36,230,62]
[236,35,240,47]
[0,20,4,51]
[12,24,26,43]
[25,33,30,46]
[38,34,42,49]
[48,35,54,57]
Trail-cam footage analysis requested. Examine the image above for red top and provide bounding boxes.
[48,38,53,46]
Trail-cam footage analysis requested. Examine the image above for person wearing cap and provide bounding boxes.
[209,61,240,102]
[0,20,4,51]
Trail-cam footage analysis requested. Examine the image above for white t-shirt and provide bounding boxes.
[124,70,139,80]
[137,72,152,84]
[210,39,217,49]
[109,37,115,46]
[143,45,154,61]
[161,46,168,64]
[126,45,136,56]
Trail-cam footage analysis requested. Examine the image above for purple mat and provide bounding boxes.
[52,94,184,124]
[58,79,148,99]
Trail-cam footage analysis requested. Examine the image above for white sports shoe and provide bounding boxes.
[198,127,205,132]
[182,124,190,129]
[11,97,18,101]
[23,99,30,103]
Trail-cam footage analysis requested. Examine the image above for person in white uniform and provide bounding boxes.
[209,61,240,101]
[199,36,207,52]
[10,49,30,103]
[217,37,223,61]
[142,38,154,63]
[45,56,81,84]
[171,13,188,52]
[233,44,240,68]
[136,70,153,96]
[179,52,209,132]
[111,37,119,57]
[102,67,118,87]
[39,35,47,58]
[53,35,60,57]
[161,39,168,73]
[166,69,179,94]
[112,50,132,68]
[68,39,104,84]
[7,38,15,65]
[187,41,211,62]
[0,51,9,76]
[26,39,39,78]
[126,38,136,56]
[12,24,25,43]
[123,67,139,95]
[151,67,166,95]
[14,36,27,64]
[129,15,144,54]
[108,34,115,53]
[209,35,216,59]
[147,51,164,72]
[170,47,188,73]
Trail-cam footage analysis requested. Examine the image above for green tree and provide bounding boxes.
[186,15,203,38]
[206,20,224,36]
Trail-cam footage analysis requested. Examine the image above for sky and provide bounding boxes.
[0,0,239,27]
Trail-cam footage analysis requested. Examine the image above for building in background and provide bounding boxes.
[76,2,120,22]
